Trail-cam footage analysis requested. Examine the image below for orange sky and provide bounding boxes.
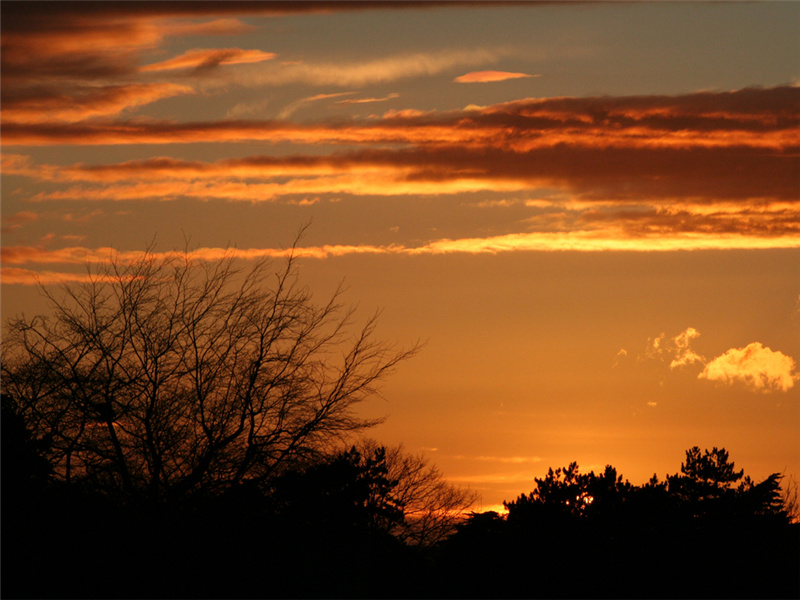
[2,1,798,511]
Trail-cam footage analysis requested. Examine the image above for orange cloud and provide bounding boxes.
[140,48,275,72]
[337,93,400,104]
[230,47,505,87]
[669,328,705,369]
[454,71,537,83]
[5,228,800,280]
[699,343,797,393]
[409,231,800,254]
[5,86,797,153]
[277,92,358,119]
[16,136,799,211]
[1,83,195,124]
[0,210,40,234]
[0,268,99,286]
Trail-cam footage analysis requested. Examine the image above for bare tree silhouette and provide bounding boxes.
[2,239,417,503]
[358,440,478,546]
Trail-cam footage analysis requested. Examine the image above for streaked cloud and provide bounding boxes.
[410,231,800,253]
[699,343,797,393]
[1,83,195,124]
[337,93,400,104]
[454,70,537,83]
[5,227,800,287]
[235,48,504,87]
[0,210,40,234]
[277,92,357,119]
[140,48,275,72]
[8,85,797,150]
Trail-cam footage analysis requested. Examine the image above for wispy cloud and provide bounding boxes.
[5,226,800,287]
[0,268,100,286]
[140,48,275,72]
[2,83,195,124]
[337,93,400,104]
[454,70,538,83]
[669,327,705,369]
[644,327,704,368]
[277,92,357,119]
[699,343,797,393]
[233,48,505,87]
[9,85,797,148]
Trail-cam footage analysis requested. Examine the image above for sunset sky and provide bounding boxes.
[2,1,799,511]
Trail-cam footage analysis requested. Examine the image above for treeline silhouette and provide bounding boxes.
[439,450,798,599]
[4,400,798,599]
[2,247,798,598]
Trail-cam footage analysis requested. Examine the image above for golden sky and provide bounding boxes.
[2,1,799,511]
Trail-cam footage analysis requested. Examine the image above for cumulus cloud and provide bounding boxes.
[699,343,797,393]
[454,70,538,83]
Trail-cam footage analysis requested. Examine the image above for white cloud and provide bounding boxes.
[699,342,797,393]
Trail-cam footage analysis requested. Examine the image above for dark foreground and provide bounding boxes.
[4,478,799,599]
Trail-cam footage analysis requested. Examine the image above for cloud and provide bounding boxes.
[0,268,99,286]
[1,83,195,124]
[699,343,797,393]
[6,85,798,146]
[5,87,797,211]
[454,70,537,83]
[6,88,799,211]
[0,6,253,125]
[0,210,40,234]
[235,48,504,87]
[140,48,276,72]
[5,224,800,288]
[644,327,705,368]
[613,348,628,367]
[638,328,797,394]
[428,232,800,252]
[669,327,705,369]
[336,93,400,104]
[277,92,357,119]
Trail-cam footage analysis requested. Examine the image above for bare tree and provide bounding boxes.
[357,440,478,545]
[780,474,799,523]
[2,242,417,503]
